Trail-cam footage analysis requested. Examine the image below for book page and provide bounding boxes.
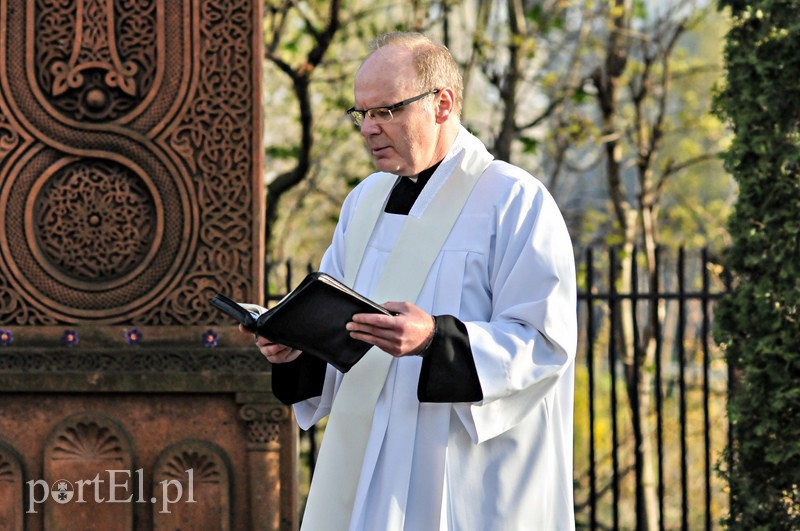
[238,302,268,318]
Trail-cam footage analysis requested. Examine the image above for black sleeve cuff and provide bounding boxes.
[417,315,483,403]
[271,353,327,405]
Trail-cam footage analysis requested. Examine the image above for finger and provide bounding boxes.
[347,322,401,344]
[255,336,282,349]
[265,347,301,363]
[350,312,398,328]
[346,320,376,334]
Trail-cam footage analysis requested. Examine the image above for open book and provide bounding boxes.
[210,272,393,373]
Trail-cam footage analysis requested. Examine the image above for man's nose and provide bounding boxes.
[360,116,382,135]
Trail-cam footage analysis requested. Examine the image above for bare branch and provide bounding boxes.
[263,0,342,256]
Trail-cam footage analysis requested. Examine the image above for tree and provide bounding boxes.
[585,4,721,527]
[262,0,342,275]
[713,0,800,528]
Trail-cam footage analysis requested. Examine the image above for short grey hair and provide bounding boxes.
[369,32,463,118]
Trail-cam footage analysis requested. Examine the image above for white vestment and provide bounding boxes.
[295,128,577,531]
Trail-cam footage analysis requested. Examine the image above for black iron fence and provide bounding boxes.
[266,246,732,530]
[575,247,731,530]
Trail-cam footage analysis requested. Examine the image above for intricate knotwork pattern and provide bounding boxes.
[0,269,56,325]
[35,0,156,121]
[153,0,256,325]
[0,349,270,372]
[0,111,20,160]
[35,160,155,281]
[0,0,258,325]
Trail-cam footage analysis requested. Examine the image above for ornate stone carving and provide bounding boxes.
[237,398,292,530]
[43,413,133,529]
[153,440,230,531]
[0,0,261,325]
[158,448,222,485]
[34,160,156,282]
[0,0,290,528]
[0,348,270,373]
[34,0,155,121]
[0,451,16,483]
[239,403,290,450]
[0,111,20,160]
[50,421,125,463]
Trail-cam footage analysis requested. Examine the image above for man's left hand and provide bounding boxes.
[346,301,434,357]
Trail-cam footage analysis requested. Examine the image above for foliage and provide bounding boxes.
[261,2,734,272]
[713,1,800,528]
[261,0,375,274]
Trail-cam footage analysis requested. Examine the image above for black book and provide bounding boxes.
[210,272,393,373]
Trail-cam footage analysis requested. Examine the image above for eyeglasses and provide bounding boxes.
[346,89,439,127]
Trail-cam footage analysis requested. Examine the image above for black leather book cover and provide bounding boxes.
[211,272,392,372]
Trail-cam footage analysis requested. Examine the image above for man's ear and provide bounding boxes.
[434,88,456,124]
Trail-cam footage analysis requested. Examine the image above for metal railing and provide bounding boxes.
[576,247,731,530]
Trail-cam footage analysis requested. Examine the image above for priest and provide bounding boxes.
[253,31,578,531]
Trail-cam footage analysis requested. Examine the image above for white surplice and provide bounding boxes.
[295,127,577,531]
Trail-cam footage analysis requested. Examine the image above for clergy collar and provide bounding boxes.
[404,161,441,184]
[385,161,443,215]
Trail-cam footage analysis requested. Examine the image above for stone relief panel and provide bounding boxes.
[0,442,24,531]
[152,440,231,530]
[0,0,262,326]
[42,413,134,530]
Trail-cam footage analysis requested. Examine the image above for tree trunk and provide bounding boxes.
[596,0,662,527]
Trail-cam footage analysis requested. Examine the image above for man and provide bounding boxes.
[253,32,577,530]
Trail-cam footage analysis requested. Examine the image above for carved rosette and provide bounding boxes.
[0,0,260,325]
[33,159,158,284]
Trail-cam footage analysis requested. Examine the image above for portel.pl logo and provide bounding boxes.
[26,469,196,514]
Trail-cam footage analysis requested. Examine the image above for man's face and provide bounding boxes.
[353,48,441,177]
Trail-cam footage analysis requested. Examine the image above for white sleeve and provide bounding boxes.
[454,177,577,444]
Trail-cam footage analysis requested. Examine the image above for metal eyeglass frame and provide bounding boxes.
[346,89,440,127]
